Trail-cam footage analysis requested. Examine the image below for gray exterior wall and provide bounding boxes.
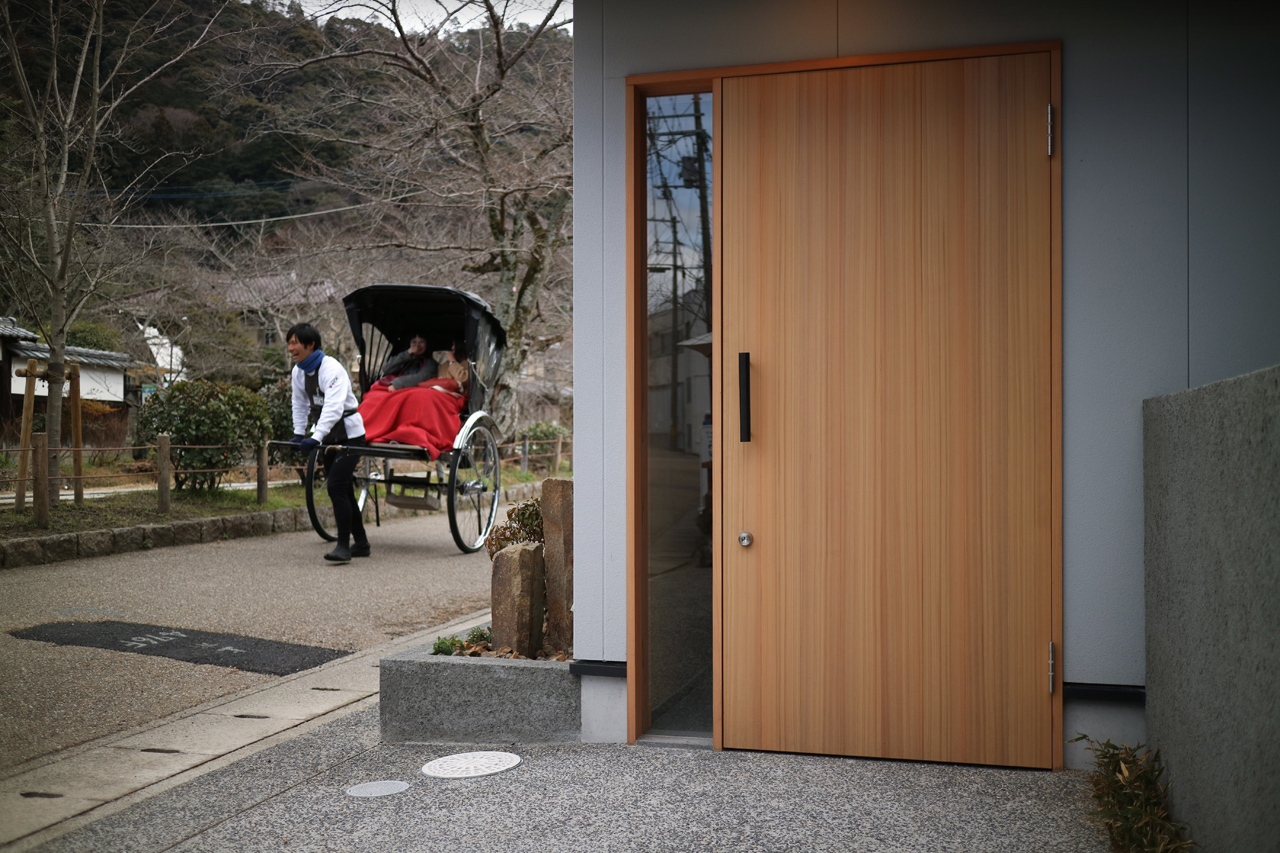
[573,0,1280,752]
[1144,365,1280,852]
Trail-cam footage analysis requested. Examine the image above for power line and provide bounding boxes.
[18,188,429,229]
[73,200,379,228]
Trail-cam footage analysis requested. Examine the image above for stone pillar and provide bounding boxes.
[542,477,574,655]
[491,543,546,657]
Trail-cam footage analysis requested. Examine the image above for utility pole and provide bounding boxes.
[692,93,713,326]
[669,205,682,452]
[647,97,715,453]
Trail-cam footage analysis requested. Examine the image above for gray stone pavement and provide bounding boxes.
[0,512,491,770]
[10,702,1111,853]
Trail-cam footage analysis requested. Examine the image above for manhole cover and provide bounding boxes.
[346,780,411,797]
[421,751,521,779]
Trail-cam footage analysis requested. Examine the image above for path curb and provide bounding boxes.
[0,480,543,570]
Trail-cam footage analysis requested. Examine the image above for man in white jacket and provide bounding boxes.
[286,323,369,564]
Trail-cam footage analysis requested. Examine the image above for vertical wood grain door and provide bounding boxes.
[720,52,1054,767]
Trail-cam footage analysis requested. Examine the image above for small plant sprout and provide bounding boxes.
[1070,734,1195,852]
[431,635,463,655]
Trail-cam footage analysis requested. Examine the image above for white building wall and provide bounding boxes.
[10,365,125,402]
[573,0,1280,754]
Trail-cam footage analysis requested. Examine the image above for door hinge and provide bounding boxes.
[1049,641,1056,694]
[1047,105,1053,157]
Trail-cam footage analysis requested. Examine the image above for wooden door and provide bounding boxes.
[720,53,1053,767]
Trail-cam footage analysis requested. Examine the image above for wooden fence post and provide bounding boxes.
[553,436,563,474]
[15,358,38,511]
[257,440,269,504]
[157,433,171,514]
[70,363,84,505]
[32,432,49,529]
[521,435,530,473]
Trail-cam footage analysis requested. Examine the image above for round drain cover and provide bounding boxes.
[421,751,522,779]
[346,780,411,797]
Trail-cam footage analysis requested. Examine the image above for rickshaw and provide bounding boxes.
[298,283,505,554]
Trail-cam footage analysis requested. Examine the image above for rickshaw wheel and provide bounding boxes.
[304,447,375,542]
[447,423,501,553]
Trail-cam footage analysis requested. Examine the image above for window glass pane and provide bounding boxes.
[645,92,713,735]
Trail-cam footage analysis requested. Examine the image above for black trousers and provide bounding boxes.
[325,436,367,548]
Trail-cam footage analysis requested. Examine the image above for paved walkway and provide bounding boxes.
[0,513,491,771]
[7,696,1110,852]
[0,611,493,850]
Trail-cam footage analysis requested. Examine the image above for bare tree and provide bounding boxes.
[253,0,572,436]
[0,0,239,504]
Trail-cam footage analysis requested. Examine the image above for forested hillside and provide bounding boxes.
[1,0,572,436]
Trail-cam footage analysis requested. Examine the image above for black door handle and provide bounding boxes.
[739,352,751,442]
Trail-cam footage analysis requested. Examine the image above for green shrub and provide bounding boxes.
[466,625,492,646]
[258,377,295,442]
[138,380,270,491]
[484,496,543,559]
[65,319,122,352]
[431,635,463,655]
[258,377,306,476]
[1071,735,1195,852]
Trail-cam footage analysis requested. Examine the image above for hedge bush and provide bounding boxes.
[258,377,295,442]
[521,421,570,472]
[138,380,270,490]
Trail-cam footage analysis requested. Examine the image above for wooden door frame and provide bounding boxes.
[625,40,1064,769]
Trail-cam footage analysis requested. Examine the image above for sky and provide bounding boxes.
[294,0,572,34]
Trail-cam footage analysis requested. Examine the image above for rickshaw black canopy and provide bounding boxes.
[343,283,506,396]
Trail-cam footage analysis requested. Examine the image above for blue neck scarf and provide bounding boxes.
[298,348,325,373]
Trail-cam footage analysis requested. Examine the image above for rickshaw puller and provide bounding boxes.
[286,323,369,564]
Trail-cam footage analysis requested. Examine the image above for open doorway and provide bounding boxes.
[644,92,714,738]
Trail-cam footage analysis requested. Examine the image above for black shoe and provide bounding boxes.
[324,546,352,563]
[351,543,371,558]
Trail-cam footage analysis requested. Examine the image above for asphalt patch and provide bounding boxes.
[10,621,350,676]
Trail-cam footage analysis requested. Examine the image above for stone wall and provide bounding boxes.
[1144,362,1279,852]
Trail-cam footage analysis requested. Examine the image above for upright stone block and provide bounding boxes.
[169,520,202,547]
[272,507,299,532]
[250,512,274,536]
[491,543,546,658]
[223,514,252,539]
[542,478,574,655]
[141,523,175,549]
[112,526,144,552]
[78,529,115,559]
[42,533,78,563]
[3,538,43,569]
[199,517,225,542]
[1145,364,1280,853]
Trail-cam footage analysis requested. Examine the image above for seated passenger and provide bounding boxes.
[358,342,471,457]
[377,334,437,392]
[426,344,470,398]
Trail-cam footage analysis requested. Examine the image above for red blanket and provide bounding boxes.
[358,384,464,458]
